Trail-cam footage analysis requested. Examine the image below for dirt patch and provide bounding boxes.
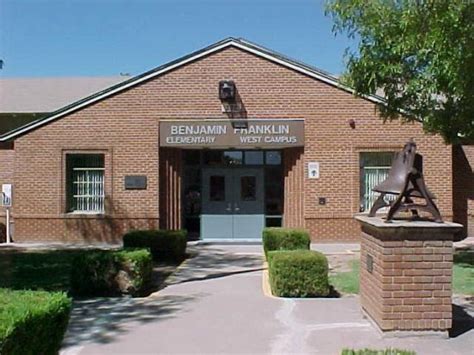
[327,252,360,274]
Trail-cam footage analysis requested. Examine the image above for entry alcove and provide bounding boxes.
[182,150,284,240]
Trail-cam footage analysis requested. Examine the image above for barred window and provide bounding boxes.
[66,154,105,213]
[360,152,395,212]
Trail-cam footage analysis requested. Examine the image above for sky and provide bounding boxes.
[0,0,357,78]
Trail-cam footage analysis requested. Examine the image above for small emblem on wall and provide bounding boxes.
[124,176,147,190]
[308,162,320,179]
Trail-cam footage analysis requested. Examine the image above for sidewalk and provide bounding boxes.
[61,244,473,355]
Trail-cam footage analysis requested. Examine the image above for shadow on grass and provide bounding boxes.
[0,249,94,292]
[0,248,185,296]
[454,251,474,267]
[327,285,342,298]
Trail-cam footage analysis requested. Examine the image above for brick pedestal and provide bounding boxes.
[355,215,462,336]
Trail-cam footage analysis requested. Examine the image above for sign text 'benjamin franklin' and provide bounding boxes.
[160,120,304,148]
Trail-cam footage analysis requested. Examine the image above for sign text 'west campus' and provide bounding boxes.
[160,120,304,148]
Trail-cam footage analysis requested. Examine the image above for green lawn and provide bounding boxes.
[330,251,474,296]
[453,251,474,295]
[329,259,360,294]
[0,249,99,292]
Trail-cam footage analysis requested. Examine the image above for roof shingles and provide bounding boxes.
[0,76,128,113]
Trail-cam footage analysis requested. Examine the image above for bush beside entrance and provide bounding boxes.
[262,227,310,258]
[71,249,153,297]
[268,250,330,297]
[0,288,72,355]
[123,229,187,261]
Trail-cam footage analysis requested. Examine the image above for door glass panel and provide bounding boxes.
[265,151,282,165]
[183,167,201,216]
[241,176,257,201]
[204,151,223,165]
[223,151,243,165]
[245,151,264,165]
[210,176,225,201]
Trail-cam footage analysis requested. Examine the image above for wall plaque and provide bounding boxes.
[125,176,147,190]
[159,119,304,148]
[367,254,373,274]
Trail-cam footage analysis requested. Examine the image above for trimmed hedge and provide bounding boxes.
[341,349,416,355]
[123,229,187,261]
[70,249,153,297]
[115,249,153,295]
[0,288,72,355]
[262,228,310,258]
[268,250,329,297]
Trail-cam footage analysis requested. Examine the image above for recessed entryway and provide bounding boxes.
[201,167,264,239]
[182,150,283,240]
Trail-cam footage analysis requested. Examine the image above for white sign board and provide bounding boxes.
[2,184,12,207]
[308,162,320,179]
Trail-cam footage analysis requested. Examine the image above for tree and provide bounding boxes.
[325,0,474,143]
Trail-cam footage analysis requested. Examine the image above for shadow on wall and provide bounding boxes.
[65,197,159,244]
[453,145,474,240]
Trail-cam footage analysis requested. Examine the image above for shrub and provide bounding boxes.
[70,250,117,296]
[114,249,153,295]
[70,249,153,297]
[123,229,187,261]
[341,349,416,355]
[0,288,72,355]
[268,250,329,297]
[262,228,310,258]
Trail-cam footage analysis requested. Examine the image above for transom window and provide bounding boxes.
[66,154,105,213]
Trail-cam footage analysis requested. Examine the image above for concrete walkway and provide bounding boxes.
[61,244,474,355]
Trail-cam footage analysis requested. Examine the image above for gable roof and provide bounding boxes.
[0,37,387,142]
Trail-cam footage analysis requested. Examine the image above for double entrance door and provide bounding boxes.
[201,167,264,240]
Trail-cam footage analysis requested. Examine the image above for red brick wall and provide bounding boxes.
[283,147,304,228]
[11,46,453,242]
[452,145,474,239]
[0,146,14,239]
[465,146,474,237]
[360,228,454,332]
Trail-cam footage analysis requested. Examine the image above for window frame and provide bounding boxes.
[359,151,395,213]
[63,151,108,215]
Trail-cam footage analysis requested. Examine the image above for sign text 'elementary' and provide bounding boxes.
[160,120,304,148]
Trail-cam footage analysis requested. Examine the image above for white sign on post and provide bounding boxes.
[2,184,12,243]
[308,162,320,179]
[2,184,12,207]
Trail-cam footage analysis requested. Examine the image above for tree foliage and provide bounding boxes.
[326,0,474,143]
